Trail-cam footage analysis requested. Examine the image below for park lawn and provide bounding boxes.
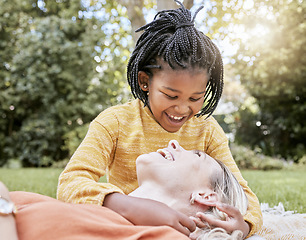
[241,168,306,214]
[0,168,64,198]
[0,167,305,213]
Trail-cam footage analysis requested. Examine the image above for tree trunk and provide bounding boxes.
[183,0,194,10]
[157,0,194,10]
[117,0,146,42]
[156,0,179,11]
[118,0,195,42]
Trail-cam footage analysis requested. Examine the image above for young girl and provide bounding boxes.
[57,0,262,238]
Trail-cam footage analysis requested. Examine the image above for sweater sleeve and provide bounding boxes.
[57,117,124,205]
[205,118,263,237]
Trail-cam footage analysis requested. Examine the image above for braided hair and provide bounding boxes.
[127,0,223,117]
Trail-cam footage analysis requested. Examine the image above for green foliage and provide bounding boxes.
[231,143,284,170]
[203,0,305,161]
[298,155,306,165]
[62,123,89,159]
[230,0,306,161]
[0,0,131,166]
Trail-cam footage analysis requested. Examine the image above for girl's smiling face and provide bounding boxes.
[138,64,209,132]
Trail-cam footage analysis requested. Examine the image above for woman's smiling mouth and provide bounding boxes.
[157,149,174,161]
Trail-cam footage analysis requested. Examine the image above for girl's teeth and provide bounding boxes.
[169,114,183,120]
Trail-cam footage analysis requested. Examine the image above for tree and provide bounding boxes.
[231,0,306,161]
[0,0,131,166]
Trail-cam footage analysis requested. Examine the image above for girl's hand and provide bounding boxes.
[104,193,196,236]
[192,202,250,238]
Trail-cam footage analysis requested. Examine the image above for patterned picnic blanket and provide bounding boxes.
[257,202,306,240]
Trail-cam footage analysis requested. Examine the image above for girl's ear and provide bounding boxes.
[138,71,150,91]
[192,190,218,207]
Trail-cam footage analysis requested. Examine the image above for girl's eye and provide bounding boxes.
[164,93,177,99]
[190,97,201,102]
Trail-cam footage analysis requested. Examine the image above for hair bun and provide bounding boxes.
[175,22,194,30]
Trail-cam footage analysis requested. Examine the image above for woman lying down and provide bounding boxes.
[3,140,252,240]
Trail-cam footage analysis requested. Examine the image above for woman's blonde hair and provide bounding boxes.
[192,159,248,240]
[211,159,248,218]
[196,228,244,240]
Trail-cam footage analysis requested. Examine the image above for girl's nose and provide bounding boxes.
[168,140,180,151]
[174,103,190,115]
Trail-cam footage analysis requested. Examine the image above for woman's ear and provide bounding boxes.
[138,71,150,91]
[191,190,218,207]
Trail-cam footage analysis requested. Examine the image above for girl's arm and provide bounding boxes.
[57,119,124,204]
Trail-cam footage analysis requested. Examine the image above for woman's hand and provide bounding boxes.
[191,202,250,238]
[0,182,19,240]
[104,193,196,236]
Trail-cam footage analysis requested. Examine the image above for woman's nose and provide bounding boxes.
[168,140,180,151]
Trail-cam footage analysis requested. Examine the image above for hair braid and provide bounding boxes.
[127,0,224,117]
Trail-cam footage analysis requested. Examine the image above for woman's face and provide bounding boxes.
[135,140,222,215]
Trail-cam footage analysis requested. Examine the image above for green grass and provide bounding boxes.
[0,167,305,213]
[0,168,63,198]
[241,167,306,213]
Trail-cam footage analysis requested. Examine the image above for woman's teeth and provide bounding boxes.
[157,149,173,161]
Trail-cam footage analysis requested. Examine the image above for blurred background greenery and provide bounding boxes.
[0,0,305,170]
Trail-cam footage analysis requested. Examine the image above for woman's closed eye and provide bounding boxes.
[194,150,207,161]
[194,150,202,157]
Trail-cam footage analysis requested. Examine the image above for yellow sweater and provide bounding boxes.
[57,99,262,236]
